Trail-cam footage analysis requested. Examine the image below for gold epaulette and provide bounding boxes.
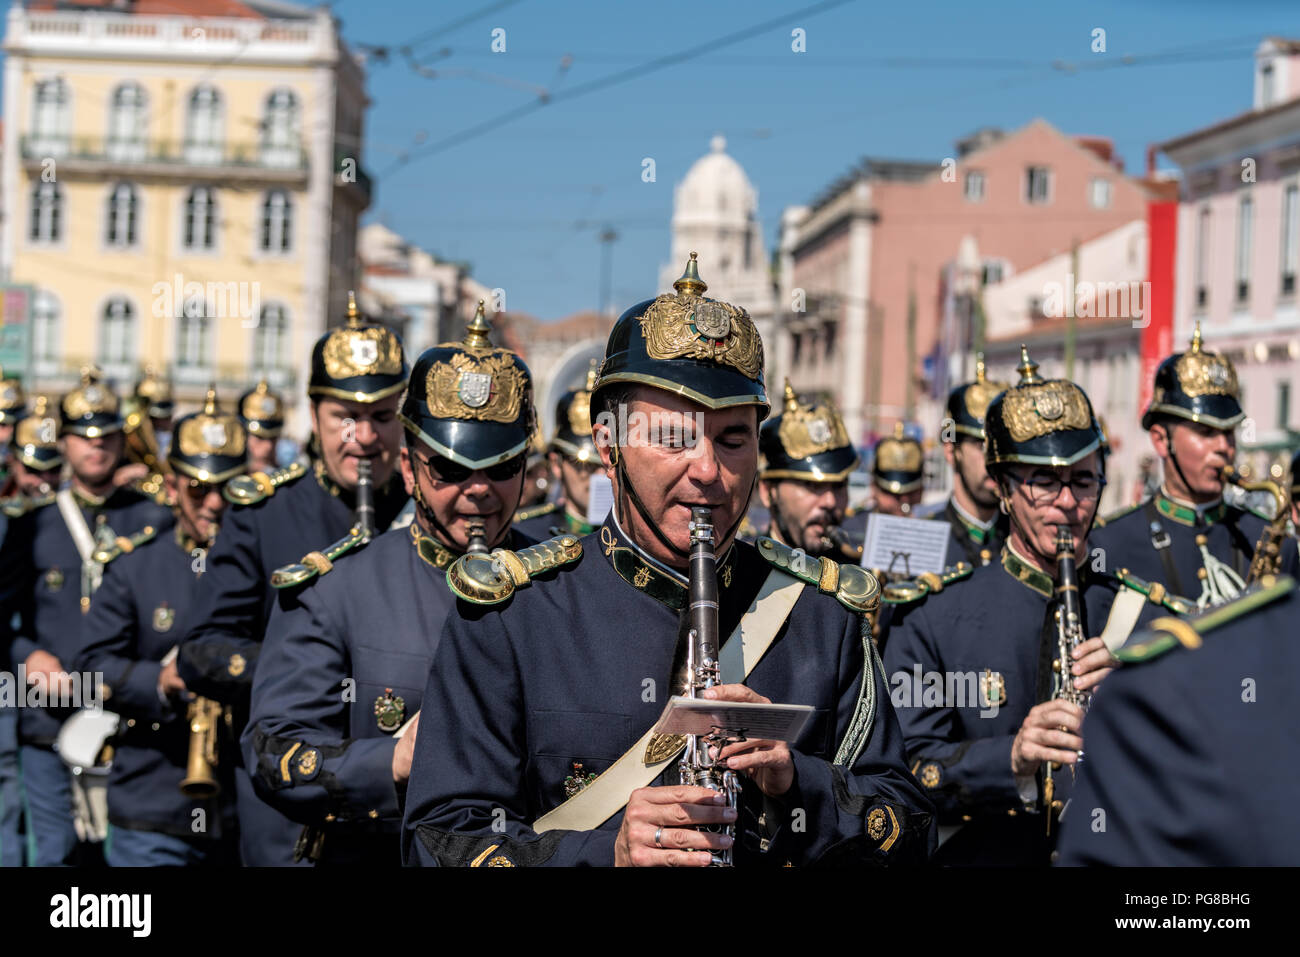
[1116,574,1294,664]
[223,461,306,506]
[755,537,880,615]
[1,491,55,518]
[447,534,584,605]
[881,562,974,605]
[1095,501,1142,529]
[271,525,368,589]
[1113,567,1195,615]
[131,472,171,507]
[512,501,560,523]
[92,525,158,564]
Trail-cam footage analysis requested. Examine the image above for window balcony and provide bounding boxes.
[20,135,309,185]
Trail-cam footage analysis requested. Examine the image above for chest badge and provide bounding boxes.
[374,688,406,734]
[980,669,1007,708]
[563,762,598,798]
[44,567,64,592]
[152,602,175,633]
[228,654,247,678]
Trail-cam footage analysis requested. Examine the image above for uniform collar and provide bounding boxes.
[1000,542,1055,599]
[173,524,204,555]
[1156,487,1226,526]
[67,481,109,510]
[563,508,596,536]
[949,498,997,543]
[409,523,461,570]
[599,513,736,611]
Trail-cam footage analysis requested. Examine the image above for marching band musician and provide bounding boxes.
[402,254,935,867]
[881,347,1189,866]
[870,422,925,518]
[1090,323,1296,607]
[1058,574,1299,866]
[244,305,538,866]
[70,388,247,866]
[0,368,172,865]
[937,357,1009,567]
[0,368,26,494]
[2,396,62,510]
[237,378,287,475]
[175,295,410,866]
[514,362,602,540]
[755,379,859,562]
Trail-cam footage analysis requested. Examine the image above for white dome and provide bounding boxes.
[675,135,756,225]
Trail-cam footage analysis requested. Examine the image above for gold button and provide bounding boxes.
[368,810,379,819]
[151,722,160,731]
[125,718,136,728]
[324,814,336,823]
[1007,809,1017,817]
[961,814,972,822]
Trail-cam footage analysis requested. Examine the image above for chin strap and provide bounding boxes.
[613,453,749,561]
[765,485,802,552]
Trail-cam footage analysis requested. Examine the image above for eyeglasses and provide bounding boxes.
[413,451,525,485]
[1007,471,1107,504]
[182,479,219,499]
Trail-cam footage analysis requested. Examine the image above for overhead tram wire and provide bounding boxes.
[377,0,855,178]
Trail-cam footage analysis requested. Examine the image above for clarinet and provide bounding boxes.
[678,507,740,867]
[1044,524,1088,834]
[466,518,489,555]
[354,457,375,541]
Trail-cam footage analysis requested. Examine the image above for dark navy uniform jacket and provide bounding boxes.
[0,487,172,746]
[72,529,233,840]
[881,546,1176,866]
[1058,578,1300,866]
[1090,491,1297,604]
[242,525,532,866]
[177,466,407,704]
[936,500,1006,569]
[402,516,936,867]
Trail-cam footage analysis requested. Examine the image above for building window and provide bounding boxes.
[260,190,292,252]
[177,298,213,370]
[1026,166,1051,204]
[260,88,300,167]
[824,320,837,358]
[1236,194,1253,305]
[792,332,803,366]
[1262,63,1276,108]
[29,181,62,242]
[1195,207,1211,309]
[99,298,134,367]
[31,77,70,157]
[1282,184,1298,297]
[1279,380,1291,432]
[964,170,985,202]
[1089,178,1112,209]
[184,85,223,165]
[184,186,217,250]
[253,303,289,371]
[105,182,139,247]
[982,261,1004,285]
[1028,295,1046,319]
[107,82,148,162]
[32,291,60,366]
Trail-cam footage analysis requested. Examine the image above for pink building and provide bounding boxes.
[1156,37,1300,470]
[780,120,1150,458]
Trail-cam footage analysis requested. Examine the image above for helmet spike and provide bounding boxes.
[464,300,494,350]
[672,251,709,297]
[1016,344,1044,385]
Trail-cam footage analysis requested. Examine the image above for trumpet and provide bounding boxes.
[1044,524,1087,835]
[679,507,740,867]
[180,696,223,799]
[1222,465,1290,585]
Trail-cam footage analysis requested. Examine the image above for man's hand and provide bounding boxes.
[1010,700,1084,777]
[392,711,420,784]
[158,660,188,700]
[1070,636,1116,693]
[113,462,149,488]
[25,649,73,698]
[701,684,795,798]
[614,785,736,867]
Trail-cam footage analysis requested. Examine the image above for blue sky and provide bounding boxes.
[188,1,1300,318]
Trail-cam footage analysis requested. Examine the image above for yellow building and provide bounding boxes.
[2,0,371,435]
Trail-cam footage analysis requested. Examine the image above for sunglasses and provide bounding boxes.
[182,479,219,499]
[413,451,525,484]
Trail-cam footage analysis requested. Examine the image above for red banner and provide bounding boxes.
[1140,200,1178,416]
